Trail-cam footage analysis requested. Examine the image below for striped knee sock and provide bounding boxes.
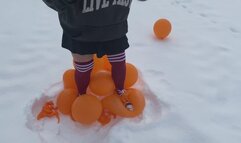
[107,52,126,95]
[74,60,94,95]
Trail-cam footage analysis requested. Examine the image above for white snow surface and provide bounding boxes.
[1,0,241,143]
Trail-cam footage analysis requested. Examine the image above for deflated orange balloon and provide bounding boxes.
[101,88,145,117]
[154,19,172,39]
[63,69,77,90]
[124,63,138,88]
[89,71,115,96]
[37,101,60,123]
[57,89,78,115]
[71,95,102,124]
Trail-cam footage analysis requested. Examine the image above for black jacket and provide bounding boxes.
[43,0,132,42]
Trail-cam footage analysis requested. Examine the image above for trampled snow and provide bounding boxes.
[1,0,241,143]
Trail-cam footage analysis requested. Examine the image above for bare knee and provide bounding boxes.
[72,53,94,63]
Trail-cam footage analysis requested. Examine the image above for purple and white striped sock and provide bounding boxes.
[107,52,126,95]
[74,60,94,95]
[107,52,126,63]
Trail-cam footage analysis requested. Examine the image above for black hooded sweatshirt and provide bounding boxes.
[43,0,132,42]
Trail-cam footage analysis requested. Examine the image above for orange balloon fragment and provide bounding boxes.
[37,101,60,123]
[89,71,115,96]
[124,63,138,88]
[71,95,102,124]
[57,89,78,115]
[63,69,77,90]
[98,109,116,126]
[101,88,145,117]
[153,19,172,39]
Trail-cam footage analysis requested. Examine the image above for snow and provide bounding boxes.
[1,0,241,143]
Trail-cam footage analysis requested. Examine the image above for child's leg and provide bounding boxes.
[107,52,126,92]
[107,52,133,111]
[72,53,94,96]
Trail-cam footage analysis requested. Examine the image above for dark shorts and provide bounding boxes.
[61,33,129,58]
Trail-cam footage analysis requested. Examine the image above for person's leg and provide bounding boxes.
[107,52,126,92]
[107,52,133,111]
[72,53,94,96]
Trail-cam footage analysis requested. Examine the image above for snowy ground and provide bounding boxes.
[1,0,241,143]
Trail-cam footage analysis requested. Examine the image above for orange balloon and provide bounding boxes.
[103,56,111,71]
[63,69,77,90]
[98,109,116,125]
[92,55,111,75]
[89,71,115,96]
[92,55,104,76]
[101,88,145,117]
[124,63,138,88]
[98,113,111,126]
[57,89,78,115]
[154,19,172,39]
[71,95,102,124]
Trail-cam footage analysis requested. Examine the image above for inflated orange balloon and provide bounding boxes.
[154,19,172,39]
[124,63,138,88]
[91,55,111,75]
[71,95,102,124]
[101,88,145,117]
[92,55,104,76]
[89,71,115,96]
[57,89,78,115]
[104,57,111,71]
[63,69,77,90]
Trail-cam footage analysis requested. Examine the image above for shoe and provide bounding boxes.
[116,89,134,111]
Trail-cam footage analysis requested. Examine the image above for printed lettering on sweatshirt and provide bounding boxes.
[82,0,132,13]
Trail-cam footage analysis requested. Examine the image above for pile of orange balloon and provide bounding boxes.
[153,18,172,39]
[55,55,145,125]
